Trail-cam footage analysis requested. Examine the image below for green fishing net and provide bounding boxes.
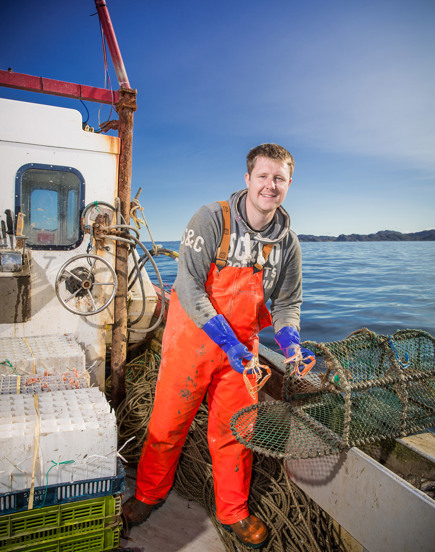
[231,329,435,459]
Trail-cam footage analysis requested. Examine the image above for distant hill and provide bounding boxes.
[298,229,435,242]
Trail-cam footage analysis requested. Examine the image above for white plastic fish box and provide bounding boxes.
[0,334,86,376]
[0,373,90,395]
[0,387,117,494]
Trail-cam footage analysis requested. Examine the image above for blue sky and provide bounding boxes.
[1,0,434,240]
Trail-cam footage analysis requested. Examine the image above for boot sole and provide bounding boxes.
[124,499,166,528]
[221,523,268,549]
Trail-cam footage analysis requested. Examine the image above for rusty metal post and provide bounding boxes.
[94,0,137,409]
[110,88,137,409]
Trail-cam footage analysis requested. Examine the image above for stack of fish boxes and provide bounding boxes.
[0,388,117,491]
[0,334,123,552]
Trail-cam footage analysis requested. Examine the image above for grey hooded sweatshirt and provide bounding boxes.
[173,189,302,334]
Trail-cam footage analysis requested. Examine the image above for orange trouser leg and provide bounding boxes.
[207,365,257,524]
[135,346,212,504]
[135,283,263,520]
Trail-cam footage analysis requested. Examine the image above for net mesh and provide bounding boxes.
[231,328,435,459]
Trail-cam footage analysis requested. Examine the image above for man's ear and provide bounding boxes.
[245,172,250,188]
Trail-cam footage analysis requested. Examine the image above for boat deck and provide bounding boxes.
[120,469,225,552]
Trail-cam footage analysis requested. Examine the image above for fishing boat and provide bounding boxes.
[0,2,433,551]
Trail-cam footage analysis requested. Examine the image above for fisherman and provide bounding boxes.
[123,143,315,548]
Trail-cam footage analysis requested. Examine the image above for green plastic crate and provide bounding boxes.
[0,495,120,550]
[1,526,120,552]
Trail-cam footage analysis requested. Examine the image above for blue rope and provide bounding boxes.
[388,336,410,368]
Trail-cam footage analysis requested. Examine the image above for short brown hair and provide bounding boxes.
[246,143,295,177]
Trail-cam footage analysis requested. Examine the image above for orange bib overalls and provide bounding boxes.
[135,202,273,524]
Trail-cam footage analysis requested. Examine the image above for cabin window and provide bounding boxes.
[15,164,85,250]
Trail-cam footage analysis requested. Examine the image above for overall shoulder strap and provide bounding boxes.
[254,243,274,271]
[216,201,231,267]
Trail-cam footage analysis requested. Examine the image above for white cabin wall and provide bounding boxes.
[0,99,123,388]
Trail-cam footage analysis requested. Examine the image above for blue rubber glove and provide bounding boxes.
[275,326,316,372]
[202,314,253,374]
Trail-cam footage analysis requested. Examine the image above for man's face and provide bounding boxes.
[245,156,292,218]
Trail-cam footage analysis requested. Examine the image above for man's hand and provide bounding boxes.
[202,314,253,373]
[275,326,316,375]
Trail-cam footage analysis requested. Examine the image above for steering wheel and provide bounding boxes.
[55,254,117,316]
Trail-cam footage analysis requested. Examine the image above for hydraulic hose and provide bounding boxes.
[102,233,166,333]
[128,247,147,326]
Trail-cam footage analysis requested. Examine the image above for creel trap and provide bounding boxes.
[231,328,435,459]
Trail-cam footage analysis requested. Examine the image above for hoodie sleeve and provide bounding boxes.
[172,203,222,328]
[269,231,302,333]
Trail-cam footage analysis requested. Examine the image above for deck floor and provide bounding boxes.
[120,471,226,552]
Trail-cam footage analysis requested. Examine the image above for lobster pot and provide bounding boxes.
[0,334,85,376]
[284,329,435,448]
[0,387,117,494]
[231,329,435,459]
[390,330,435,434]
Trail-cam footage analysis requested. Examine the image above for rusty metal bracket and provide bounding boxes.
[99,119,119,133]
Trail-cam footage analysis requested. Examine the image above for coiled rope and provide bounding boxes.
[109,350,344,552]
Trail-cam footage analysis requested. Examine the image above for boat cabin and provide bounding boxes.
[0,97,157,388]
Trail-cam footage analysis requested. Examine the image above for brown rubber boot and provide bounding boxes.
[223,514,268,549]
[122,496,165,527]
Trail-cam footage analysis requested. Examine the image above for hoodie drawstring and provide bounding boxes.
[241,233,251,266]
[256,243,266,267]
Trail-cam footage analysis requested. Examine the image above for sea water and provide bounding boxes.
[142,241,435,349]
